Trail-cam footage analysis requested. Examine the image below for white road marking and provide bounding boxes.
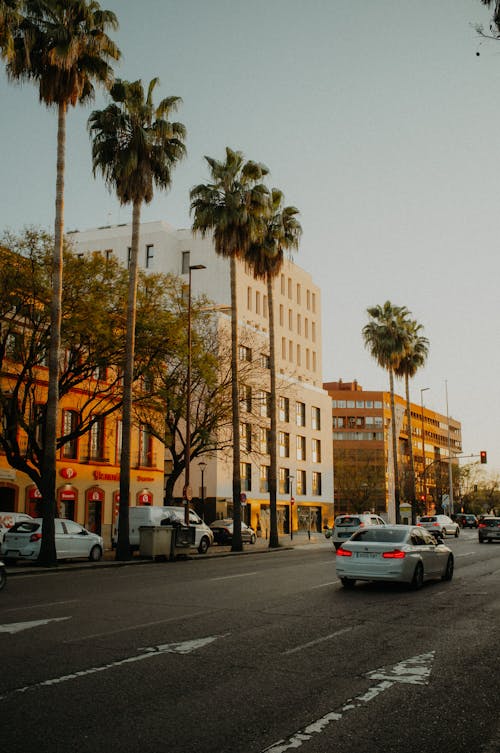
[262,652,435,753]
[211,571,258,581]
[311,580,339,589]
[63,610,209,643]
[456,552,475,558]
[2,600,78,614]
[0,633,229,700]
[282,627,354,656]
[0,616,71,634]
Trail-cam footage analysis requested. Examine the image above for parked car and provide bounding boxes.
[209,519,256,545]
[478,516,500,543]
[112,506,214,554]
[335,524,454,590]
[327,513,386,550]
[455,513,478,528]
[2,518,104,562]
[417,515,459,538]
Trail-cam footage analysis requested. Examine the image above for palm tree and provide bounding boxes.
[190,148,270,552]
[246,189,302,548]
[395,319,429,524]
[362,302,411,524]
[89,78,186,560]
[0,0,120,566]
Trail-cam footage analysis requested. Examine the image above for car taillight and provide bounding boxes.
[336,547,352,557]
[433,522,439,527]
[359,523,365,527]
[29,533,42,542]
[478,523,486,528]
[382,549,406,559]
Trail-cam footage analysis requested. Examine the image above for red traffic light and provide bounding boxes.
[480,450,487,464]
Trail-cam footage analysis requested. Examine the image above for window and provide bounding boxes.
[261,353,270,369]
[62,410,78,459]
[240,385,252,412]
[263,295,267,317]
[279,304,284,326]
[356,400,364,408]
[311,438,321,463]
[105,248,113,262]
[240,422,252,452]
[92,361,107,381]
[288,309,293,330]
[260,465,270,492]
[312,292,316,313]
[182,250,190,274]
[247,286,252,310]
[297,313,302,335]
[280,274,285,295]
[90,416,106,461]
[241,462,252,491]
[279,467,290,494]
[296,435,306,461]
[256,291,261,314]
[305,318,309,337]
[279,431,290,458]
[311,406,321,430]
[145,244,154,268]
[311,321,316,342]
[306,348,310,369]
[296,401,306,427]
[312,472,322,495]
[281,337,287,359]
[288,340,293,362]
[259,427,270,454]
[333,416,345,428]
[296,469,306,495]
[33,404,44,449]
[374,401,383,409]
[239,345,252,362]
[296,283,301,304]
[279,396,290,422]
[258,390,271,418]
[139,425,154,466]
[287,277,292,299]
[306,289,311,310]
[312,352,317,372]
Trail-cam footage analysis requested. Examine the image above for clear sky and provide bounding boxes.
[1,1,499,472]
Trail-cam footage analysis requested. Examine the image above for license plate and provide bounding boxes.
[355,552,378,559]
[339,532,350,538]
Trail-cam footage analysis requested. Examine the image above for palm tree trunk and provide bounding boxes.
[267,275,279,548]
[389,369,401,524]
[116,199,141,560]
[230,256,242,551]
[405,373,417,524]
[39,101,66,566]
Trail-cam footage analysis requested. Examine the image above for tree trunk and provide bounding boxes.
[39,101,66,567]
[267,275,279,548]
[116,199,141,560]
[405,373,417,524]
[230,256,242,551]
[389,369,401,524]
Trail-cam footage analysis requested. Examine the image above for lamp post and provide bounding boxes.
[198,460,207,521]
[445,380,454,516]
[420,387,430,513]
[289,474,294,540]
[184,263,206,524]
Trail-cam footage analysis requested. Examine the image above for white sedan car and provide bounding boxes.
[335,524,454,590]
[2,518,103,562]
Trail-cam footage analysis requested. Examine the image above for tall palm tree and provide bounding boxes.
[362,301,411,524]
[0,0,120,565]
[190,148,270,552]
[246,189,302,548]
[395,319,429,524]
[89,78,186,560]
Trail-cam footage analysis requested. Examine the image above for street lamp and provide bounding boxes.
[184,263,206,524]
[198,460,207,521]
[289,474,294,540]
[420,387,430,513]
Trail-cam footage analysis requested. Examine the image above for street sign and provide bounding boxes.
[240,493,247,504]
[183,485,193,501]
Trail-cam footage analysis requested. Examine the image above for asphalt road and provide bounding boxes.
[1,531,499,753]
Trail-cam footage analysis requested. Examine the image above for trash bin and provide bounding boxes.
[171,525,196,558]
[139,525,173,560]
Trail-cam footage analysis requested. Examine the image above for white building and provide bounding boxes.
[70,220,334,535]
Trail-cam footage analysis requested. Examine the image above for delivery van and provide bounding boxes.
[112,505,214,554]
[0,512,34,548]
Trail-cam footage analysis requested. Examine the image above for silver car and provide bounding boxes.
[417,514,459,538]
[327,513,386,550]
[2,518,103,562]
[335,524,454,590]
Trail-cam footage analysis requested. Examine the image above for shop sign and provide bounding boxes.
[61,467,77,480]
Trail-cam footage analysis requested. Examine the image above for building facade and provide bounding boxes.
[324,380,462,521]
[70,221,334,535]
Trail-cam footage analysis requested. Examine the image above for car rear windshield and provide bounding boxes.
[336,517,361,527]
[351,529,406,543]
[483,518,500,527]
[419,517,436,522]
[9,521,39,533]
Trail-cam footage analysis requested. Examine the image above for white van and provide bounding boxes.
[112,506,214,554]
[0,512,34,548]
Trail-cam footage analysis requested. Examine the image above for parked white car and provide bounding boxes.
[0,512,34,545]
[2,518,103,562]
[327,513,386,550]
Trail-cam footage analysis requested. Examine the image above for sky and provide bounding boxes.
[1,0,499,472]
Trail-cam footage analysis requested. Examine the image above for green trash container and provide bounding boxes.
[139,525,173,560]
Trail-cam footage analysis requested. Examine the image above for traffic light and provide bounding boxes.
[480,450,487,464]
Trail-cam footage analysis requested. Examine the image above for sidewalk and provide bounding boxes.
[4,531,332,577]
